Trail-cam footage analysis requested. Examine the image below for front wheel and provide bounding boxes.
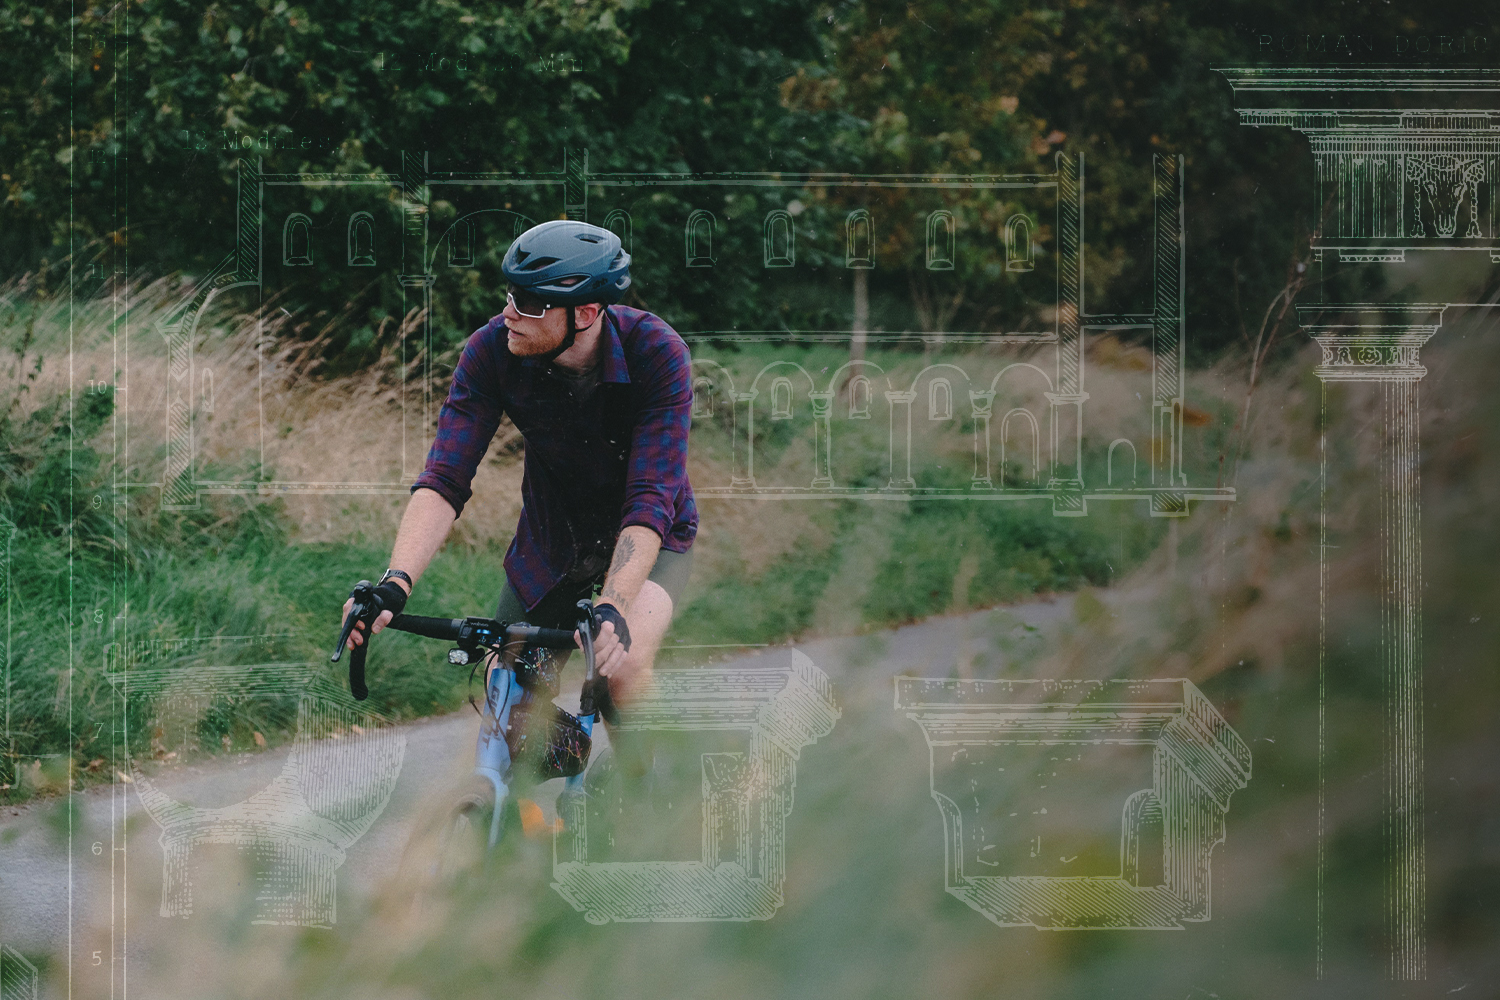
[397,777,513,912]
[433,790,493,881]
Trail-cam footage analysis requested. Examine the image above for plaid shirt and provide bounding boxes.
[413,305,698,610]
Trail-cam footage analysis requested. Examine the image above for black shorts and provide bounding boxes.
[492,546,693,631]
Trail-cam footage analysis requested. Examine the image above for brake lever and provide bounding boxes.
[576,599,619,725]
[331,580,376,663]
[332,580,377,701]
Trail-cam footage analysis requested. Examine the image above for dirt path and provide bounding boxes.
[0,595,1076,955]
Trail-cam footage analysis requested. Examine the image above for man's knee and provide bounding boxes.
[622,580,674,671]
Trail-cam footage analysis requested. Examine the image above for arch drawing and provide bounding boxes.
[449,217,475,267]
[1001,408,1040,481]
[848,375,872,419]
[1005,214,1034,272]
[846,209,874,268]
[926,210,956,270]
[604,209,634,253]
[929,378,954,421]
[686,210,716,267]
[763,210,795,267]
[692,375,716,419]
[282,213,313,266]
[347,211,376,267]
[1108,438,1137,486]
[770,377,794,420]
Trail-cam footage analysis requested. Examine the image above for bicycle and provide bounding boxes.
[332,581,619,880]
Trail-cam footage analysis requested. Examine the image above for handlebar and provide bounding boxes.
[385,614,464,642]
[331,587,614,722]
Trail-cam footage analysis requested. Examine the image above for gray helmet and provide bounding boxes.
[501,220,631,305]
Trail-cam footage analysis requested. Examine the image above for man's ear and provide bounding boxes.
[576,302,603,327]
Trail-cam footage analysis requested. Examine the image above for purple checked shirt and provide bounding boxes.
[412,305,698,610]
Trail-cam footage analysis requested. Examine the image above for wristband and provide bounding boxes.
[371,580,409,617]
[380,568,413,591]
[593,603,632,651]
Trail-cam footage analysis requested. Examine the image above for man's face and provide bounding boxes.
[502,295,570,357]
[501,283,600,357]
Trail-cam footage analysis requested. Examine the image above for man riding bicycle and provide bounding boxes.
[342,219,697,707]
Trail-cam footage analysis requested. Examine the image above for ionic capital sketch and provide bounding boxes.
[1300,304,1446,383]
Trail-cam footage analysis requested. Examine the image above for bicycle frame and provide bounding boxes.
[467,605,602,848]
[334,587,608,850]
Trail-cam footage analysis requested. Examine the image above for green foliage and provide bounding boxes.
[2,0,1490,360]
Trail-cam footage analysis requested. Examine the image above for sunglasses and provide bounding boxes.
[506,284,553,319]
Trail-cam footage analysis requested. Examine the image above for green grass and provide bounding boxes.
[0,341,1164,803]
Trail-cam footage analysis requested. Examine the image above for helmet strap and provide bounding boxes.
[540,305,580,365]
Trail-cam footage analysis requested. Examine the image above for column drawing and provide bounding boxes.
[969,390,996,489]
[1218,66,1498,982]
[731,391,757,488]
[896,678,1251,930]
[0,518,11,791]
[885,390,917,489]
[1048,152,1087,515]
[564,146,588,222]
[1151,155,1188,491]
[1301,303,1444,981]
[400,150,433,479]
[809,390,834,488]
[553,653,839,923]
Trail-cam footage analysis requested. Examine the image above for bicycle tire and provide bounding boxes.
[397,777,513,913]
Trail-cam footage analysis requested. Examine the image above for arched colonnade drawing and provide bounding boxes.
[144,147,1231,520]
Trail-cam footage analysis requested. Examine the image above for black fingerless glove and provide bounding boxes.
[371,580,408,617]
[593,603,632,651]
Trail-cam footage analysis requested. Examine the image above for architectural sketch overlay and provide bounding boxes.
[139,149,1232,519]
[103,640,406,928]
[1218,68,1500,263]
[1301,303,1439,981]
[896,678,1250,930]
[0,517,12,790]
[1220,64,1500,981]
[0,946,37,1000]
[551,651,839,923]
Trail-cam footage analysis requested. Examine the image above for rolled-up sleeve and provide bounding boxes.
[411,327,504,519]
[618,332,693,540]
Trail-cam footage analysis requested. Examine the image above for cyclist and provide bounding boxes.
[341,219,696,706]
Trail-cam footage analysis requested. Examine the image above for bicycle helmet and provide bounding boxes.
[501,220,631,306]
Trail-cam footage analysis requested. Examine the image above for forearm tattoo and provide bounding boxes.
[607,533,637,578]
[601,533,639,610]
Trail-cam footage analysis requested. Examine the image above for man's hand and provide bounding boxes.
[588,615,630,679]
[576,526,662,697]
[341,578,411,649]
[582,602,630,675]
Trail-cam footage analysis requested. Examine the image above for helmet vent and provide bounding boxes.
[521,255,560,271]
[514,249,530,263]
[576,233,602,243]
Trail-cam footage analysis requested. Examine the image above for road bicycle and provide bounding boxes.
[333,581,618,877]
